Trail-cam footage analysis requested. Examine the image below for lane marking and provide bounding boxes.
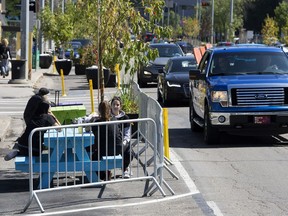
[29,192,196,216]
[170,149,223,216]
[169,149,200,194]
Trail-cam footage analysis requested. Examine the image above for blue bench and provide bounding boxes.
[15,154,123,188]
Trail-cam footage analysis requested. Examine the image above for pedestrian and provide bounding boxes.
[0,38,12,78]
[23,87,52,125]
[110,96,133,178]
[89,101,122,180]
[4,101,61,161]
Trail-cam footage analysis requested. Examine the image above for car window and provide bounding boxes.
[156,46,183,57]
[199,52,211,73]
[170,59,197,72]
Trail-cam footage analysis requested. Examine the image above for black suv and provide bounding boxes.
[138,43,184,87]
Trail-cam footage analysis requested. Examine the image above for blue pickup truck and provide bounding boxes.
[189,46,288,144]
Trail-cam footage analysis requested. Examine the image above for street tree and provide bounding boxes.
[39,0,170,103]
[182,17,200,40]
[261,15,279,45]
[274,1,288,40]
[200,0,254,42]
[74,0,171,102]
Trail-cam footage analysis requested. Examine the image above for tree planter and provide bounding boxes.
[85,66,110,89]
[39,54,53,69]
[75,64,87,75]
[106,73,116,87]
[55,59,73,75]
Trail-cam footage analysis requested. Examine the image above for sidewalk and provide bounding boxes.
[0,66,53,142]
[0,66,203,215]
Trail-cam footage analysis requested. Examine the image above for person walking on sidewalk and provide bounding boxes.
[0,38,12,78]
[4,101,61,161]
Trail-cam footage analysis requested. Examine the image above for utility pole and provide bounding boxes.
[20,0,29,81]
[230,0,234,41]
[211,0,214,44]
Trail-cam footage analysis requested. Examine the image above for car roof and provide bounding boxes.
[71,39,92,46]
[210,46,284,54]
[149,43,179,47]
[170,55,196,61]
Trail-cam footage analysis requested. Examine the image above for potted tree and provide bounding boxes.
[80,44,111,89]
[39,1,77,75]
[73,0,170,102]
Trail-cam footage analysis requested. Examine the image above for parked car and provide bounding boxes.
[175,41,194,54]
[138,43,184,87]
[71,38,92,47]
[64,41,82,59]
[143,32,156,43]
[157,55,197,105]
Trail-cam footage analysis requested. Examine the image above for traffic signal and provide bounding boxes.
[201,1,210,6]
[29,1,36,13]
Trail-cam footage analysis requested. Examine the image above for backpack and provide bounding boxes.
[0,44,8,59]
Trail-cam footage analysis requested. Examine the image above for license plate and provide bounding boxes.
[254,116,271,124]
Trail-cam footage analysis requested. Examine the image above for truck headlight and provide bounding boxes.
[211,91,228,107]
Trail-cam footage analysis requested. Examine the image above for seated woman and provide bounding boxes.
[4,101,61,161]
[110,96,133,178]
[88,101,122,180]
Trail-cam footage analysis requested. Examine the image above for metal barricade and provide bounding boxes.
[20,118,166,213]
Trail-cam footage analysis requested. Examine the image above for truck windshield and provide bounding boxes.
[210,52,288,75]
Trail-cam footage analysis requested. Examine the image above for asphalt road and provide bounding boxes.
[2,67,288,215]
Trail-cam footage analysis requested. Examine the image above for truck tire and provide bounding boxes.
[204,105,220,144]
[189,101,202,132]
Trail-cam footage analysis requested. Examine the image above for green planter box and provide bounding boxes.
[51,105,86,125]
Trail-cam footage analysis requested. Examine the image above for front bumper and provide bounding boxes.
[210,111,288,135]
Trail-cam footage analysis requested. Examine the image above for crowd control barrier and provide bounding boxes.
[17,118,168,213]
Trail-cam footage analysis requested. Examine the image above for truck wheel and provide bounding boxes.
[189,101,202,132]
[204,105,220,144]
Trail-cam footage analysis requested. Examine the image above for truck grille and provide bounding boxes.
[231,87,288,106]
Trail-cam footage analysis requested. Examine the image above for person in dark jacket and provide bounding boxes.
[23,87,51,125]
[91,101,122,159]
[4,101,61,161]
[0,38,12,77]
[89,101,122,180]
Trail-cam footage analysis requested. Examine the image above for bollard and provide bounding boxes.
[163,108,170,159]
[60,69,67,96]
[53,55,57,74]
[89,79,95,114]
[115,64,120,89]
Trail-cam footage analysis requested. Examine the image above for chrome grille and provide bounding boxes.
[232,87,287,106]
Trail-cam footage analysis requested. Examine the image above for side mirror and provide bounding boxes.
[189,69,205,80]
[158,68,164,74]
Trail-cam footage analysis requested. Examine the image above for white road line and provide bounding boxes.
[170,149,223,216]
[29,192,196,216]
[169,149,200,194]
